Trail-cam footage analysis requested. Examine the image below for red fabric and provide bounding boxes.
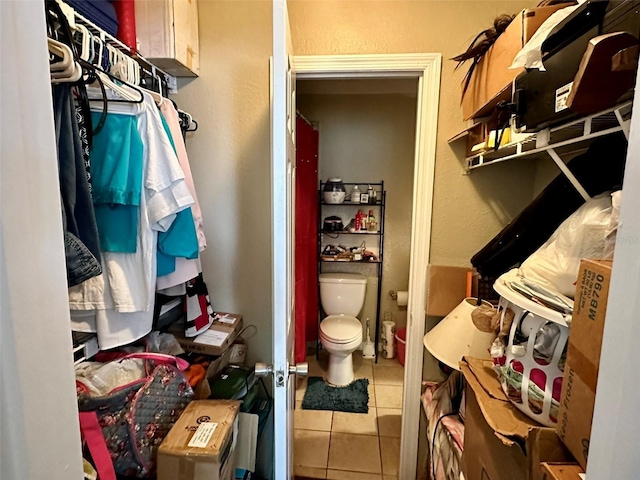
[79,411,117,480]
[295,115,319,363]
[113,0,137,52]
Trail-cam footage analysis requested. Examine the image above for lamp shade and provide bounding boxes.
[423,297,495,371]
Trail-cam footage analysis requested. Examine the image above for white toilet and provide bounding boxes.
[318,273,367,386]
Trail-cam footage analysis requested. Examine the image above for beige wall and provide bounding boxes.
[175,1,273,368]
[289,0,538,267]
[298,89,417,336]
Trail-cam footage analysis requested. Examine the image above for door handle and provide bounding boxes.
[289,362,308,377]
[255,362,308,377]
[254,363,273,377]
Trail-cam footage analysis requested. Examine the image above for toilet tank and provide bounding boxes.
[319,273,367,316]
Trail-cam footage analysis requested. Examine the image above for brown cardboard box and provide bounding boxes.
[557,259,612,469]
[461,4,573,120]
[541,463,585,480]
[426,265,474,316]
[461,357,572,480]
[157,400,240,480]
[171,313,243,357]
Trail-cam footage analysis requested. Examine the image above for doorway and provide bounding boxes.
[293,77,418,478]
[288,54,442,480]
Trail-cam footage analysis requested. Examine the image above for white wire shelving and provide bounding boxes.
[451,101,633,200]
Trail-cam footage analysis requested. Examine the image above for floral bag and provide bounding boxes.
[76,353,194,479]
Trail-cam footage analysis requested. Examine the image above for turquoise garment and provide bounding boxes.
[90,111,143,253]
[156,112,199,276]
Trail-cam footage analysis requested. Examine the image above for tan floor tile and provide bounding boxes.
[332,408,378,436]
[326,470,383,479]
[328,433,381,474]
[374,385,403,409]
[372,366,404,386]
[377,408,402,437]
[295,405,333,431]
[354,360,374,381]
[383,476,398,480]
[295,465,327,478]
[295,430,330,469]
[368,387,376,407]
[380,437,401,476]
[375,357,403,368]
[297,376,308,399]
[307,353,327,378]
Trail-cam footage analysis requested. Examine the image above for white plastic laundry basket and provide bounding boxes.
[493,269,572,427]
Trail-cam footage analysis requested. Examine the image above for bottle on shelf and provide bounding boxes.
[367,185,374,204]
[367,210,377,232]
[351,185,361,204]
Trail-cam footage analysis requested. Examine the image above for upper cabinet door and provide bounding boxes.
[135,0,199,77]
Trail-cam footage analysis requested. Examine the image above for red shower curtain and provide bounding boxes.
[295,115,319,363]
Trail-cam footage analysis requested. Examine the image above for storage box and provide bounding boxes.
[172,313,243,357]
[158,400,240,480]
[426,265,474,317]
[541,463,585,480]
[557,259,612,469]
[461,4,573,120]
[461,357,572,480]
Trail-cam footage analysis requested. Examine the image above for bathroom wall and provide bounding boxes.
[297,84,418,341]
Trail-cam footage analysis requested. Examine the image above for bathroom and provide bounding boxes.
[293,77,419,478]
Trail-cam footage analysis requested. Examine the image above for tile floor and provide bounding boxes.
[294,350,404,479]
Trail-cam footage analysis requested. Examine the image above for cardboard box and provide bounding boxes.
[426,265,474,316]
[172,313,243,357]
[461,4,573,120]
[158,400,241,480]
[557,259,612,470]
[461,357,572,480]
[541,463,585,480]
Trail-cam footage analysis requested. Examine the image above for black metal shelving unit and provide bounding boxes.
[317,181,386,362]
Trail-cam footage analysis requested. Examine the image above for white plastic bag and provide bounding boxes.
[519,193,613,298]
[603,190,622,259]
[510,2,583,71]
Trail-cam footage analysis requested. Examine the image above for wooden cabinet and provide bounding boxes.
[135,0,199,77]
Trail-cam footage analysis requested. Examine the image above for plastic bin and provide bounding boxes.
[493,269,572,427]
[395,328,407,367]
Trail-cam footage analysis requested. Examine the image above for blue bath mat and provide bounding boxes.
[301,376,369,413]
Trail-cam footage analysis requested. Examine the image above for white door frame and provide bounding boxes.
[293,53,442,480]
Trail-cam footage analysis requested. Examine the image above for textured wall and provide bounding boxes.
[175,1,273,368]
[289,0,538,267]
[298,89,417,337]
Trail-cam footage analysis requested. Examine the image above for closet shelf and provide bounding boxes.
[72,332,99,365]
[58,0,178,93]
[462,101,632,171]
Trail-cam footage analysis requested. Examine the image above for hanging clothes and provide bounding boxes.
[155,100,207,290]
[52,83,102,287]
[69,90,194,349]
[155,110,200,278]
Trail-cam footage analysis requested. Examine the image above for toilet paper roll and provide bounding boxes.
[396,291,408,307]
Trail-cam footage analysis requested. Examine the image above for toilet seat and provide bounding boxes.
[320,315,362,344]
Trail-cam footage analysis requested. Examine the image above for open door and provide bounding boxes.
[270,1,305,478]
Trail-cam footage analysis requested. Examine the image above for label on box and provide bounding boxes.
[555,82,573,113]
[194,329,230,347]
[217,315,236,325]
[187,422,218,448]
